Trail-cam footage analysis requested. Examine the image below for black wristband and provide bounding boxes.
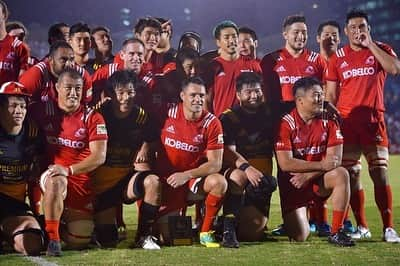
[238,162,250,172]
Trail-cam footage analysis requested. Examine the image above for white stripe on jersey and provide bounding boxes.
[336,48,345,58]
[283,114,296,130]
[45,100,55,116]
[307,51,318,63]
[35,62,47,74]
[12,38,22,48]
[168,103,178,118]
[202,113,216,129]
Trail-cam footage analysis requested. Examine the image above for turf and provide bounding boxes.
[1,156,400,265]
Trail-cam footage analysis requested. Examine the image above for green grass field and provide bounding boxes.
[1,156,400,265]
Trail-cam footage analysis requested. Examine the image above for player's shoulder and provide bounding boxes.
[220,106,240,123]
[132,105,149,125]
[304,49,321,63]
[281,111,297,130]
[201,111,219,129]
[261,49,282,63]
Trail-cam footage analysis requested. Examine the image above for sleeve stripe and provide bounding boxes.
[168,104,178,118]
[282,114,296,130]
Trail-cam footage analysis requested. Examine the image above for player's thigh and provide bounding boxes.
[283,206,309,242]
[318,167,349,195]
[61,208,94,247]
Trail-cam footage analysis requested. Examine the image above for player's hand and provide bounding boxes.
[167,172,190,188]
[323,101,342,125]
[320,155,340,171]
[47,164,69,177]
[289,173,310,189]
[357,31,373,47]
[244,166,263,187]
[135,148,150,164]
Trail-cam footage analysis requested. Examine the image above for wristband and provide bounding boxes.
[238,162,250,172]
[68,165,74,176]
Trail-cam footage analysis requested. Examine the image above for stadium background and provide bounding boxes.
[6,0,400,153]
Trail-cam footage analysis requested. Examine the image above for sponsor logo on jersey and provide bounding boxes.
[240,69,252,73]
[276,65,286,72]
[0,61,13,70]
[164,137,199,152]
[166,125,175,134]
[293,136,301,144]
[340,61,349,69]
[342,67,375,79]
[74,128,87,138]
[305,65,315,74]
[375,134,383,143]
[217,134,224,144]
[193,134,204,143]
[321,132,327,142]
[276,141,285,148]
[365,56,375,65]
[295,145,326,156]
[46,136,86,149]
[280,76,302,84]
[96,124,107,135]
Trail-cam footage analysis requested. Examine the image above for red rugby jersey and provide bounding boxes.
[19,60,93,103]
[261,48,325,102]
[0,35,29,84]
[207,56,261,117]
[156,103,224,178]
[325,42,396,117]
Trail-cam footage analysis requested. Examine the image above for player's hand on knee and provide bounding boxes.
[321,155,339,171]
[47,164,69,177]
[167,172,191,188]
[289,173,310,189]
[245,166,263,187]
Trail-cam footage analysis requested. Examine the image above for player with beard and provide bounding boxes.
[325,10,400,243]
[0,0,30,84]
[204,20,261,117]
[260,15,325,113]
[219,72,277,247]
[275,77,353,247]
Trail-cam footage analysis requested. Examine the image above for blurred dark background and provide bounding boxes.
[5,0,400,152]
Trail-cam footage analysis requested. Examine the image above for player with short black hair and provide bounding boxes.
[68,22,92,73]
[87,26,114,73]
[238,26,258,60]
[275,76,354,247]
[48,23,69,45]
[0,81,45,256]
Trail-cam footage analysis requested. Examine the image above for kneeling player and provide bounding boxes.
[0,82,45,256]
[156,77,227,248]
[32,69,108,256]
[275,77,354,246]
[220,72,277,247]
[92,70,161,250]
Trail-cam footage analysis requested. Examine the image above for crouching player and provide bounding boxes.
[0,82,45,256]
[92,70,161,249]
[32,69,108,256]
[274,77,354,246]
[219,72,277,247]
[156,77,227,248]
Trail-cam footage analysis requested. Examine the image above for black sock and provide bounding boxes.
[137,201,159,237]
[223,193,243,218]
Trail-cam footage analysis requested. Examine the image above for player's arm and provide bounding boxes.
[360,33,400,75]
[325,80,338,105]
[134,141,157,171]
[275,149,339,173]
[167,149,223,188]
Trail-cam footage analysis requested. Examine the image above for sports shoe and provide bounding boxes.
[271,224,286,236]
[343,219,356,234]
[317,222,331,237]
[136,235,161,250]
[46,240,62,256]
[221,217,239,248]
[118,226,127,241]
[309,221,317,233]
[383,227,400,243]
[328,229,355,247]
[350,226,372,239]
[200,231,220,248]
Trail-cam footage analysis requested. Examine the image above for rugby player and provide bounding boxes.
[0,82,44,256]
[156,76,226,248]
[87,26,114,73]
[220,72,277,246]
[238,26,258,60]
[92,70,161,250]
[325,9,400,242]
[32,68,108,256]
[275,77,354,247]
[68,23,93,74]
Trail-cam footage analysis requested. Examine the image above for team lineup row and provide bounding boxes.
[1,0,400,256]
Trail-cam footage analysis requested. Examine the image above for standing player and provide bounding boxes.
[92,70,161,250]
[204,20,261,117]
[261,15,325,112]
[238,26,259,60]
[47,23,70,46]
[0,82,44,256]
[325,9,400,242]
[0,0,29,84]
[156,77,227,248]
[68,23,93,74]
[32,69,108,256]
[155,17,176,64]
[275,77,354,247]
[220,72,277,245]
[19,41,93,104]
[88,26,114,73]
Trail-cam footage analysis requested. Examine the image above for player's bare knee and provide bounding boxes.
[143,174,161,191]
[228,169,247,189]
[331,167,350,186]
[206,174,227,194]
[45,176,67,195]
